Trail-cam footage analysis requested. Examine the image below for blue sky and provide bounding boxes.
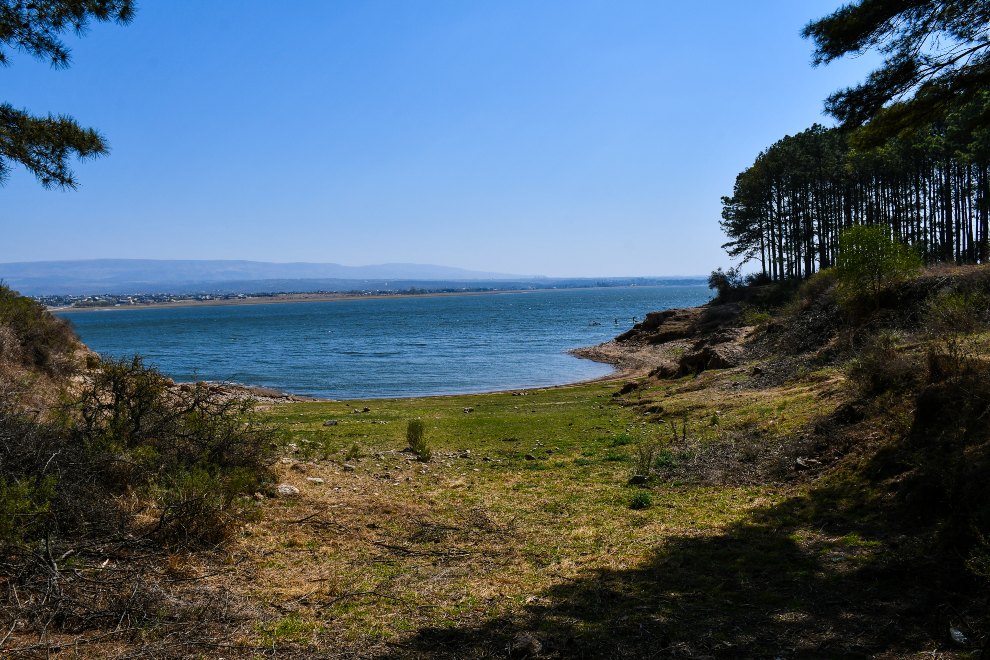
[2,1,877,277]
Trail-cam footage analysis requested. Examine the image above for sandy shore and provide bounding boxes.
[50,288,534,313]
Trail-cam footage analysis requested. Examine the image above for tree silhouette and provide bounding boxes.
[804,0,990,143]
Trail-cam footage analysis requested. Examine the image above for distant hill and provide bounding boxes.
[0,259,529,295]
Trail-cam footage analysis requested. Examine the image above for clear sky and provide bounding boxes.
[2,1,878,277]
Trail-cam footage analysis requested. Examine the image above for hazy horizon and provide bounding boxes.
[0,256,707,279]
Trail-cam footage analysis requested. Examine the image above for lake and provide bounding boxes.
[60,285,711,399]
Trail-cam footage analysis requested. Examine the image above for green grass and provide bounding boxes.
[245,380,792,654]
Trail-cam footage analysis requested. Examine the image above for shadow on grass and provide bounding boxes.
[380,371,990,658]
[381,481,971,658]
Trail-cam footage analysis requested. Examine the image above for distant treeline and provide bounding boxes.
[721,92,990,281]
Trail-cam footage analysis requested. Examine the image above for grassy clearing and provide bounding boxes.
[222,375,854,657]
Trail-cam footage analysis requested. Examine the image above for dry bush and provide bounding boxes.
[847,332,920,395]
[0,356,274,645]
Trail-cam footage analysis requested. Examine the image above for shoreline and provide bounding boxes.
[210,358,630,404]
[205,338,647,404]
[49,288,535,313]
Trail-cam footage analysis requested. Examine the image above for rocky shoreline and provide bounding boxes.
[570,302,749,379]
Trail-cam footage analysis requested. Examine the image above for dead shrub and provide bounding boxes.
[847,332,919,395]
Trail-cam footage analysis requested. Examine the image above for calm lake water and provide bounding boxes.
[59,285,711,399]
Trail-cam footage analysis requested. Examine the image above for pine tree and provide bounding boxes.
[803,0,990,143]
[0,1,134,189]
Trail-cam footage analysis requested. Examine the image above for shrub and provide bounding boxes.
[797,268,839,305]
[847,332,919,395]
[634,440,660,476]
[745,272,773,286]
[153,466,251,549]
[406,419,431,462]
[740,306,773,327]
[344,442,363,461]
[835,225,922,308]
[654,449,677,470]
[0,475,55,549]
[629,491,653,510]
[708,266,744,301]
[0,356,273,556]
[924,289,990,337]
[0,283,78,375]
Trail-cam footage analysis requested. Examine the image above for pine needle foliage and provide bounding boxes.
[0,0,134,188]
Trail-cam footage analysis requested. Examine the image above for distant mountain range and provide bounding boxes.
[0,259,529,295]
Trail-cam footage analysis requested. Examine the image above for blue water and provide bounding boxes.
[58,285,711,399]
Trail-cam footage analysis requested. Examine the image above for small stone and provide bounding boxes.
[306,477,325,484]
[276,483,299,497]
[323,419,338,426]
[253,492,265,501]
[509,632,542,658]
[950,627,968,646]
[342,463,356,472]
[459,450,471,458]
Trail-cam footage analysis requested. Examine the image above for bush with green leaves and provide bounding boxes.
[708,266,744,300]
[835,225,922,307]
[0,288,274,636]
[406,419,431,461]
[629,491,653,510]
